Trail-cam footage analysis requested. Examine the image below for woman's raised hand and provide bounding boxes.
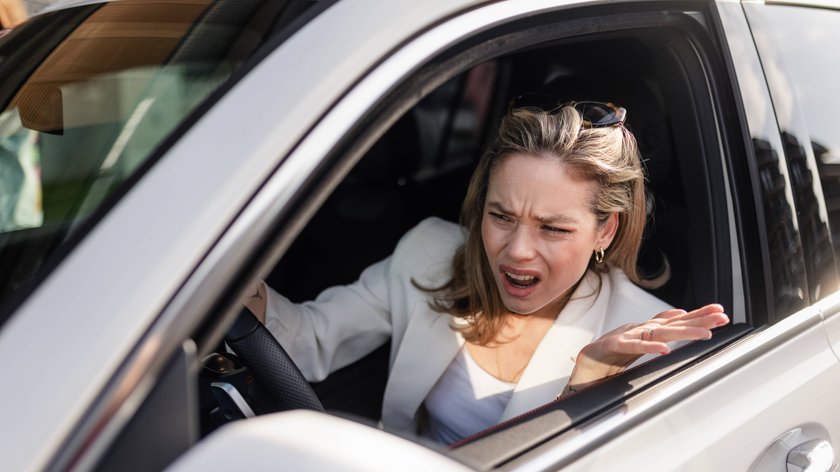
[563,304,729,394]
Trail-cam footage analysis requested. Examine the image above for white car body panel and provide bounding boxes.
[166,411,473,472]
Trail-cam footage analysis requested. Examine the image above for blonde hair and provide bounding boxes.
[0,0,27,28]
[426,105,647,344]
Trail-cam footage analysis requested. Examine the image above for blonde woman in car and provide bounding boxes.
[245,98,728,444]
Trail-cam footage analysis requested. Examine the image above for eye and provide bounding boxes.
[489,211,512,223]
[542,225,571,235]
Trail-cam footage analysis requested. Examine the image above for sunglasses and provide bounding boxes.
[510,93,627,128]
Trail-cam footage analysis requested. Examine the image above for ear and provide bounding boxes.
[595,213,619,250]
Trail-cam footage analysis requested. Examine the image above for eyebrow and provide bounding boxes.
[486,201,580,225]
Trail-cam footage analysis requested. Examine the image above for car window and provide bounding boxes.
[758,5,840,273]
[0,0,322,324]
[255,8,736,460]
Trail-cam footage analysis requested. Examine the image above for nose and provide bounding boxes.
[506,225,537,262]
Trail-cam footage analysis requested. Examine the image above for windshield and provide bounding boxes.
[0,0,324,324]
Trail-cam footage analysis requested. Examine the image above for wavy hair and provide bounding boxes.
[423,105,647,344]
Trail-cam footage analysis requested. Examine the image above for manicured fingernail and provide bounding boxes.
[715,320,727,326]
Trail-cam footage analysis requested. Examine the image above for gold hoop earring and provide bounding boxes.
[595,248,605,264]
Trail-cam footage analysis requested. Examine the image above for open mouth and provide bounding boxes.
[505,271,540,288]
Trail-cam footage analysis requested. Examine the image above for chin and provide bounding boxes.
[502,299,541,316]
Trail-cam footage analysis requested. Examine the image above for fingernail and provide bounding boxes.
[715,320,727,327]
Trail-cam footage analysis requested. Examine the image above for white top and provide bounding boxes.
[424,348,515,444]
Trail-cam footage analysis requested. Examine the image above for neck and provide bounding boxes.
[508,286,574,322]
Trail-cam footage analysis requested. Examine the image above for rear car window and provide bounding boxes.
[759,5,840,268]
[0,0,323,325]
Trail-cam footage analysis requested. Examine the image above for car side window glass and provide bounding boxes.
[759,5,840,274]
[413,62,497,173]
[0,0,318,324]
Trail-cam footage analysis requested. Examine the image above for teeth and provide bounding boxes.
[506,272,535,282]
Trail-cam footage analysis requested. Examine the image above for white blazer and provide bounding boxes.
[264,217,671,435]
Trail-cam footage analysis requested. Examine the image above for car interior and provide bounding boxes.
[195,10,747,469]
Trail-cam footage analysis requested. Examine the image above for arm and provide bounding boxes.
[239,217,461,382]
[242,256,395,382]
[562,304,729,395]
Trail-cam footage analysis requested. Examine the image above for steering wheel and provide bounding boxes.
[224,308,324,413]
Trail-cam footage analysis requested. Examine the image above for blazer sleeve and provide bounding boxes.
[262,255,394,382]
[262,217,460,382]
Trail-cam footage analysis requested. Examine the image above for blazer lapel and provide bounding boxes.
[381,304,464,433]
[500,271,612,421]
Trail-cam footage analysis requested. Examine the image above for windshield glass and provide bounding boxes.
[0,0,324,324]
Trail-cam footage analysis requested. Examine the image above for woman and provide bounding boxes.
[244,99,728,444]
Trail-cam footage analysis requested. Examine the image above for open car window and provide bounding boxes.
[227,3,743,467]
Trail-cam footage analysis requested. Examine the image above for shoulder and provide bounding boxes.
[399,216,462,243]
[393,217,463,262]
[390,217,464,283]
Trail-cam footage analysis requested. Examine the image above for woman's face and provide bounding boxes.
[481,153,618,319]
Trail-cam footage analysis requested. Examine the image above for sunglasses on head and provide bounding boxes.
[510,93,627,128]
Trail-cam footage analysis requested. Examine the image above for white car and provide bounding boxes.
[1,0,839,470]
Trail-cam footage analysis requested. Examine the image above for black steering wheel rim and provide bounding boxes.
[225,308,324,413]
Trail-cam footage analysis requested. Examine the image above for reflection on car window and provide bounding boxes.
[761,5,840,268]
[412,62,497,178]
[0,0,321,323]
